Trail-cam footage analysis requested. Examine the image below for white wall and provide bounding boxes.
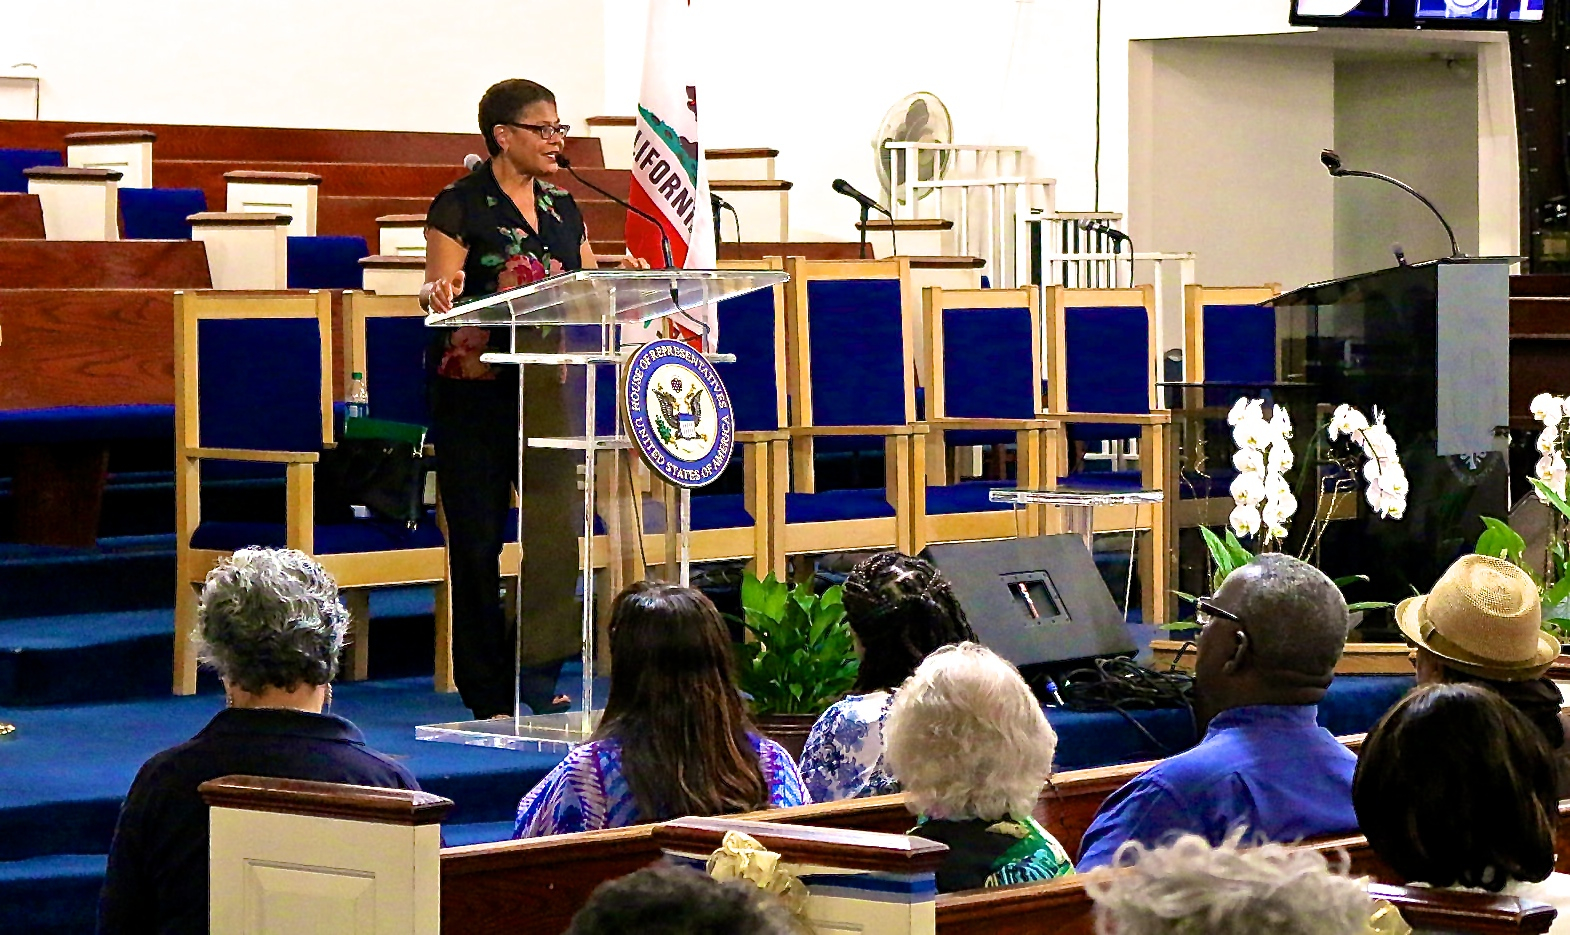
[0,0,605,134]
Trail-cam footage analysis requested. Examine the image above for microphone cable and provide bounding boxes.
[1049,657,1197,756]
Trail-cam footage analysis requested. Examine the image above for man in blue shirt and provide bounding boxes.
[1077,553,1358,869]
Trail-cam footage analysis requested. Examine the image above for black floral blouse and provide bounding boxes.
[425,161,587,379]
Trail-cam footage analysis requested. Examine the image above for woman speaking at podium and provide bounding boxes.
[421,78,643,720]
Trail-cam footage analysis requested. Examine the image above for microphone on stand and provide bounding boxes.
[1391,243,1409,267]
[711,192,739,244]
[1078,219,1135,287]
[833,178,895,258]
[554,153,697,337]
[463,153,484,172]
[1321,149,1461,258]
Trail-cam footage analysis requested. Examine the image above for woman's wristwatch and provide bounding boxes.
[419,281,435,312]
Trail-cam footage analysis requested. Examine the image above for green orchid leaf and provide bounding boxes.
[1475,516,1527,567]
[1530,478,1570,521]
[1223,529,1256,568]
[1346,601,1395,612]
[1332,575,1369,588]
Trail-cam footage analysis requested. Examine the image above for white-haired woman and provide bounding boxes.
[1086,832,1382,935]
[98,548,418,935]
[883,642,1073,891]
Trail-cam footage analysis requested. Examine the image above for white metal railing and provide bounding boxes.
[883,142,1055,287]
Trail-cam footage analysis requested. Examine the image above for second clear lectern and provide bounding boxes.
[416,268,786,751]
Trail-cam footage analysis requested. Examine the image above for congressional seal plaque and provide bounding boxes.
[623,339,735,488]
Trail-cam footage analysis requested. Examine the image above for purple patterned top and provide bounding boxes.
[513,732,809,838]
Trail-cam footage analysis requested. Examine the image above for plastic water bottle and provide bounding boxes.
[346,371,369,421]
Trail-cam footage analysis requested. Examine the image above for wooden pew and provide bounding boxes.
[0,240,210,289]
[0,192,45,237]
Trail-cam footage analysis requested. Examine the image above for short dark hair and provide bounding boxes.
[477,79,556,157]
[566,863,795,935]
[842,552,978,693]
[1354,682,1557,891]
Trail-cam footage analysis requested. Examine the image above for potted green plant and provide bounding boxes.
[732,572,859,759]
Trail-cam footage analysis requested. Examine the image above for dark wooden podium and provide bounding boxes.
[1265,256,1514,601]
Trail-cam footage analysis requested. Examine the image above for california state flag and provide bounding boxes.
[627,0,715,342]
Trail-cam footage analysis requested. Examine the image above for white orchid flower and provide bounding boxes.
[1531,393,1564,427]
[1229,503,1261,538]
[1267,523,1290,540]
[1380,466,1409,499]
[1267,440,1294,474]
[1263,491,1298,525]
[1233,417,1278,452]
[1538,425,1558,455]
[1233,448,1265,474]
[1230,470,1266,507]
[1269,403,1293,438]
[1362,458,1381,484]
[1538,452,1568,500]
[1264,471,1292,500]
[1328,404,1369,442]
[1361,425,1397,461]
[1227,397,1252,427]
[1383,497,1407,520]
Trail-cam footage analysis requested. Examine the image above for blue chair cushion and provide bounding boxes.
[0,405,173,444]
[1203,303,1276,408]
[362,317,430,426]
[119,188,206,240]
[785,488,895,524]
[287,236,368,289]
[0,149,61,193]
[197,318,324,453]
[942,306,1036,420]
[714,288,779,433]
[1057,471,1144,492]
[1065,304,1148,444]
[690,493,754,530]
[190,517,445,554]
[925,481,1016,515]
[806,279,905,427]
[945,429,1015,447]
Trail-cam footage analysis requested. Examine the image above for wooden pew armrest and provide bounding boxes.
[788,423,930,437]
[1044,412,1171,426]
[184,447,320,464]
[930,417,1056,431]
[735,430,789,443]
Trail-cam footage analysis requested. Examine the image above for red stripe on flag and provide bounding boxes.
[625,182,689,268]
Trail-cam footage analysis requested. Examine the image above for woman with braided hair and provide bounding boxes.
[799,551,978,802]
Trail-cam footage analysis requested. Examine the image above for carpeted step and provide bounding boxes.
[0,853,106,935]
[0,537,176,620]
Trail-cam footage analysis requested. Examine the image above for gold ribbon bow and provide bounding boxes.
[706,830,809,921]
[1367,900,1412,935]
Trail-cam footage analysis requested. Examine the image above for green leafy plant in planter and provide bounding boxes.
[731,573,859,759]
[1473,488,1570,641]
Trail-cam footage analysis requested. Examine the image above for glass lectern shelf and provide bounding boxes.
[425,268,788,328]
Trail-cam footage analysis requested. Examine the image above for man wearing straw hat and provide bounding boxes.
[1399,554,1570,794]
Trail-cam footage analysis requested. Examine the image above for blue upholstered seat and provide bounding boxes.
[119,188,206,240]
[1057,470,1145,492]
[785,488,895,524]
[0,405,173,445]
[939,302,1037,447]
[924,480,1016,515]
[712,288,779,434]
[287,236,368,289]
[1202,303,1276,408]
[0,149,61,193]
[804,278,904,455]
[191,516,446,553]
[690,493,754,530]
[1064,303,1149,443]
[362,315,431,426]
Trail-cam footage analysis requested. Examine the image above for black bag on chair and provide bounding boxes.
[317,418,429,529]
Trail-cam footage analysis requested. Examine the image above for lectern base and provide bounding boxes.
[416,709,605,753]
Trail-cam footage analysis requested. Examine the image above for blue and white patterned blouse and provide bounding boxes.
[513,732,808,838]
[799,691,900,803]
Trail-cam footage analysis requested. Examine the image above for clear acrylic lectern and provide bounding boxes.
[415,268,787,751]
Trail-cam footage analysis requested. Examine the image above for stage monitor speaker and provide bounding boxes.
[922,534,1135,669]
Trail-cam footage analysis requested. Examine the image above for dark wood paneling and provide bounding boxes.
[0,194,45,238]
[0,240,211,289]
[14,442,108,547]
[1511,297,1570,336]
[0,119,604,168]
[549,168,629,203]
[318,196,429,244]
[0,288,176,408]
[1511,274,1570,297]
[157,160,467,206]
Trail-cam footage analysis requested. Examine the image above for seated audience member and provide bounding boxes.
[799,552,978,802]
[1086,832,1383,935]
[1400,553,1570,794]
[1077,553,1357,870]
[1355,681,1570,928]
[97,548,419,935]
[884,642,1073,891]
[565,863,795,935]
[514,583,807,837]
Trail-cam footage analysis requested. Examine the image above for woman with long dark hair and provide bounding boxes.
[798,551,978,802]
[513,582,807,836]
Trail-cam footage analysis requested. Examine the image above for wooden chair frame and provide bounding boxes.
[914,284,1055,552]
[173,290,447,694]
[1042,284,1174,624]
[781,256,924,560]
[1174,284,1282,530]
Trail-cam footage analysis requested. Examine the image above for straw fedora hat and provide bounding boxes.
[1396,554,1559,681]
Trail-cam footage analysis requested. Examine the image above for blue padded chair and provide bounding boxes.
[288,236,369,289]
[1043,285,1173,623]
[120,188,207,239]
[916,285,1055,551]
[173,290,448,694]
[780,256,923,560]
[1175,284,1282,527]
[0,148,61,192]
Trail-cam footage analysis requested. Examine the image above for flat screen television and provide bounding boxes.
[1290,0,1545,27]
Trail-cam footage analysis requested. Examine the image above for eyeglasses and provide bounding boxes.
[504,121,571,141]
[1194,596,1242,624]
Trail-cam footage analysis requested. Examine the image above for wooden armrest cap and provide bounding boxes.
[185,447,319,463]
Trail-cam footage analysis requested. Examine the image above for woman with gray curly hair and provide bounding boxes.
[98,548,418,935]
[883,642,1073,892]
[1086,832,1379,935]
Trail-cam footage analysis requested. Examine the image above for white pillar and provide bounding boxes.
[25,167,121,241]
[65,130,156,189]
[226,171,321,237]
[189,212,291,289]
[360,256,425,295]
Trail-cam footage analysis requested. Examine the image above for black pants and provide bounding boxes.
[433,371,577,718]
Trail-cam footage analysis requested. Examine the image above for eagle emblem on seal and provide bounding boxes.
[652,375,709,445]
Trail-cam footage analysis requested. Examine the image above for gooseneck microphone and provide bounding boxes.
[556,153,674,269]
[1078,219,1135,286]
[464,153,484,171]
[1321,149,1461,258]
[833,178,895,258]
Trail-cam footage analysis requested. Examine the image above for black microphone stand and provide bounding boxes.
[858,204,871,259]
[1321,151,1461,258]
